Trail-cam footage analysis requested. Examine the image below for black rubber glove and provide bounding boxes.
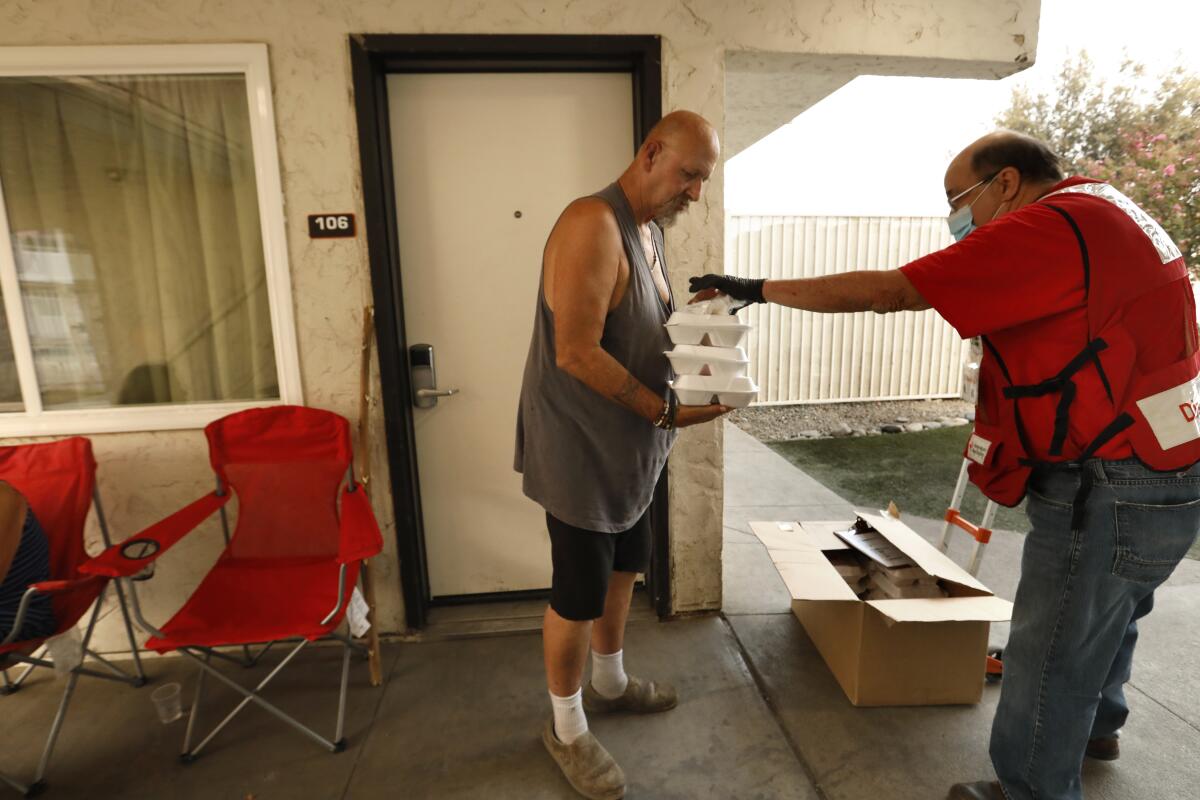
[689,274,766,305]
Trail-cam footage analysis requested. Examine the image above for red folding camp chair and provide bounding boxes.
[82,405,383,763]
[0,437,146,798]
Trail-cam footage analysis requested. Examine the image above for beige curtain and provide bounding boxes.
[0,296,19,408]
[0,73,278,409]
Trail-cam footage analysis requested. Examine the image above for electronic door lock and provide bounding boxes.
[410,344,458,408]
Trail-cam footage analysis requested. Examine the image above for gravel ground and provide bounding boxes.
[729,398,975,442]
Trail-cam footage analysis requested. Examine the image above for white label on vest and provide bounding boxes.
[1044,183,1182,264]
[1136,375,1200,450]
[966,432,993,465]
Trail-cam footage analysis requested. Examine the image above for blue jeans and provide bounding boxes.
[990,458,1200,799]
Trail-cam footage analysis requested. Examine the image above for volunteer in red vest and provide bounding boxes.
[690,130,1200,800]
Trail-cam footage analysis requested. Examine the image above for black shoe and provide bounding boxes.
[1086,735,1120,761]
[948,781,1004,800]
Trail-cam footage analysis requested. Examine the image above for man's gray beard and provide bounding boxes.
[654,201,687,228]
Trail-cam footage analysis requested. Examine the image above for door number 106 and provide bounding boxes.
[307,213,356,238]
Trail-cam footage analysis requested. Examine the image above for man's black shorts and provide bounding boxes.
[546,511,652,621]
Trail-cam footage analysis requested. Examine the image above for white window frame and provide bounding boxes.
[0,44,302,436]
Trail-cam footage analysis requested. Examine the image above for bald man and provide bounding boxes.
[692,131,1200,800]
[515,110,729,799]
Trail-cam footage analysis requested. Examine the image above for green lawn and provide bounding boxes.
[767,425,1200,561]
[767,426,1030,533]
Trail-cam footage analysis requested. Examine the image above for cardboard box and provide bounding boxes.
[750,513,1013,707]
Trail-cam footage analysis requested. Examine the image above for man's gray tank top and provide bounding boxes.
[513,182,677,533]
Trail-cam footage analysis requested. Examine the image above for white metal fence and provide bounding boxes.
[724,215,966,405]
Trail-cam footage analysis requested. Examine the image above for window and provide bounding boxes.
[0,45,300,435]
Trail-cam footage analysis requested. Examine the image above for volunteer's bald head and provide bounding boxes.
[944,130,1065,222]
[953,131,1063,189]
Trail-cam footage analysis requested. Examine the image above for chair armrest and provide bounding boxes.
[81,491,231,578]
[337,484,383,564]
[27,576,105,595]
[0,576,106,646]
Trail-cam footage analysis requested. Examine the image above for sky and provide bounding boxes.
[725,0,1200,217]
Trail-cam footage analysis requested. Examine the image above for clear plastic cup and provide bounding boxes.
[151,682,183,724]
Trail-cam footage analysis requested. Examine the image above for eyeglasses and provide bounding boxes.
[947,172,1000,210]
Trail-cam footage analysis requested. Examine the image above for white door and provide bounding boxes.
[388,72,634,598]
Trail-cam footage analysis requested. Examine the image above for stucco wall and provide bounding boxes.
[0,0,1038,649]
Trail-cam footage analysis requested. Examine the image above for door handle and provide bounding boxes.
[416,387,459,399]
[410,343,458,408]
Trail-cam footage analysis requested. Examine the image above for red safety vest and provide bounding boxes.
[965,181,1200,507]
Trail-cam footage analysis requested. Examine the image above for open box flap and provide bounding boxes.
[798,521,855,551]
[867,595,1014,624]
[855,510,991,594]
[748,521,810,551]
[750,521,860,601]
[778,562,861,602]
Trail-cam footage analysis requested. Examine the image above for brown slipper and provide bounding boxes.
[541,718,626,800]
[583,674,678,714]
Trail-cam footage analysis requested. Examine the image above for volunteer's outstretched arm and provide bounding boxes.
[689,271,930,314]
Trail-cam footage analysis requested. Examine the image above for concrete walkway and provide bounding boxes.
[722,421,1200,800]
[2,423,1197,799]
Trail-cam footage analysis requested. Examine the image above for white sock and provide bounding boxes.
[591,649,629,699]
[550,688,588,744]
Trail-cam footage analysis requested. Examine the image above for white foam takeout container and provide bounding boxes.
[665,344,750,378]
[669,374,759,408]
[664,311,752,348]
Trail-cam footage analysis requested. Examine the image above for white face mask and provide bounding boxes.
[946,173,999,242]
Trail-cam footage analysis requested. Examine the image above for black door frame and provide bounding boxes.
[349,34,668,629]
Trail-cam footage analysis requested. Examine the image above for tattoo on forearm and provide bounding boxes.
[612,374,641,410]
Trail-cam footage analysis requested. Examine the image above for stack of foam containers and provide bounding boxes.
[663,298,759,408]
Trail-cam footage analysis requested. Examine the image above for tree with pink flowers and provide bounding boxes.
[998,52,1199,274]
